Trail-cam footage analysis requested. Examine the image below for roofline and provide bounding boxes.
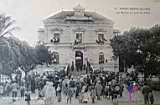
[43,10,114,25]
[42,10,64,22]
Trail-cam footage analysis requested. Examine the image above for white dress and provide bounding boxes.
[82,92,90,103]
[0,85,3,94]
[43,82,55,105]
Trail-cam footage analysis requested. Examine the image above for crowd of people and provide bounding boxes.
[34,70,125,105]
[0,65,156,105]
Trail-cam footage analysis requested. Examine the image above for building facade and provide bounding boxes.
[38,5,119,72]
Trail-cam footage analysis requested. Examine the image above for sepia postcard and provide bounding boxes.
[0,0,160,105]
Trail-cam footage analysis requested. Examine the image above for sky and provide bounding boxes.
[0,0,160,46]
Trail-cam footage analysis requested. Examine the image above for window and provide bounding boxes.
[99,52,105,64]
[98,33,104,41]
[51,33,60,43]
[75,32,82,44]
[96,32,107,44]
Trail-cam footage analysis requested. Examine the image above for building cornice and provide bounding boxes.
[51,28,63,32]
[44,23,113,29]
[44,42,112,49]
[72,27,86,32]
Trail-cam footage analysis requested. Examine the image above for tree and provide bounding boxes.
[0,14,18,38]
[110,25,160,77]
[0,36,38,75]
[35,45,52,65]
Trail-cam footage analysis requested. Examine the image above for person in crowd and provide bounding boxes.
[64,83,68,96]
[82,88,90,103]
[25,74,31,91]
[95,81,102,100]
[148,90,154,104]
[25,90,31,105]
[71,61,74,72]
[67,85,73,104]
[62,76,68,96]
[83,64,86,72]
[108,82,112,99]
[54,75,59,96]
[20,83,25,97]
[119,83,124,97]
[79,85,86,103]
[110,86,118,105]
[112,92,118,105]
[80,85,87,103]
[57,84,62,102]
[86,61,91,74]
[11,81,19,102]
[66,64,71,76]
[132,82,140,103]
[37,78,45,99]
[104,83,110,99]
[31,76,36,93]
[78,91,83,103]
[86,75,91,86]
[75,80,81,98]
[5,82,11,96]
[0,83,4,96]
[69,77,75,96]
[90,86,96,103]
[42,81,55,105]
[142,83,151,104]
[127,83,133,103]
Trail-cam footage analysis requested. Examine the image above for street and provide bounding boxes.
[1,86,160,105]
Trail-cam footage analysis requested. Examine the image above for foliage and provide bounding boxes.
[0,37,53,75]
[0,14,52,76]
[0,37,36,75]
[0,14,19,38]
[110,25,160,76]
[35,45,52,65]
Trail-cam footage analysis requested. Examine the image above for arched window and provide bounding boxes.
[52,52,59,64]
[99,52,104,64]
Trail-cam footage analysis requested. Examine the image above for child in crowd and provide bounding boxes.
[112,92,118,105]
[25,91,31,105]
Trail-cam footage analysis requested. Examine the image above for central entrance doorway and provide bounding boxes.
[75,51,83,71]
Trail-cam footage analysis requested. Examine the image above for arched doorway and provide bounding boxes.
[51,52,59,64]
[75,51,83,71]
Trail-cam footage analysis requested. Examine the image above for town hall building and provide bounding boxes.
[38,5,119,72]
